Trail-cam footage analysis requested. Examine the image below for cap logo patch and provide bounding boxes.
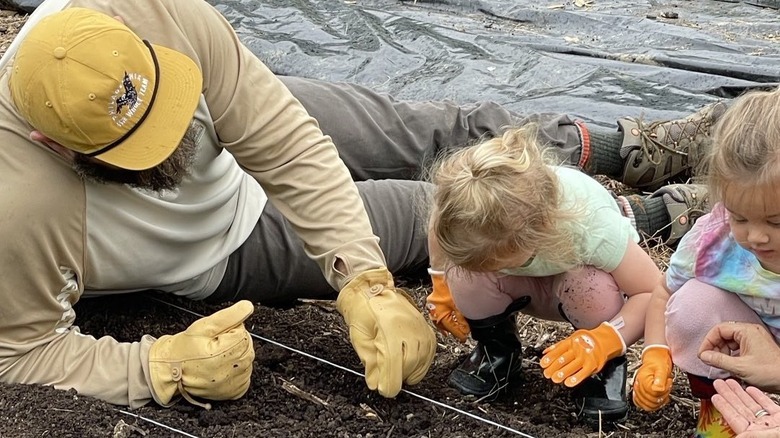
[115,73,138,112]
[109,71,150,128]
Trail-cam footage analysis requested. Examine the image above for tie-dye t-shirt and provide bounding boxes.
[666,203,780,330]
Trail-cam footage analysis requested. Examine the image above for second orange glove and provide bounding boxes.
[540,321,626,387]
[632,345,674,412]
[426,269,471,343]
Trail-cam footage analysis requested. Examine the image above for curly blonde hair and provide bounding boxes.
[708,87,780,206]
[428,126,581,272]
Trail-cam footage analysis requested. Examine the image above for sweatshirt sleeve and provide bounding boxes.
[665,206,728,294]
[0,71,154,408]
[117,0,388,291]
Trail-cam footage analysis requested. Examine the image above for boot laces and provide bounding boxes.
[633,117,691,166]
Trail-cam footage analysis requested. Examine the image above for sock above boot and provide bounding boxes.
[625,195,671,241]
[584,128,624,177]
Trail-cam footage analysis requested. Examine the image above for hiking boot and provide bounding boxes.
[572,356,629,424]
[618,102,728,190]
[448,297,530,400]
[649,183,710,247]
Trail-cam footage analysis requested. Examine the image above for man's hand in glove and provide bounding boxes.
[148,300,255,409]
[337,267,437,397]
[539,321,626,387]
[426,269,470,343]
[633,345,673,412]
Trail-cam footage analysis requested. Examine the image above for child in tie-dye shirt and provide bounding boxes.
[633,86,780,438]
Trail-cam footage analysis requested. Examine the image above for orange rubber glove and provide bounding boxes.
[425,269,470,343]
[539,321,626,387]
[632,345,674,412]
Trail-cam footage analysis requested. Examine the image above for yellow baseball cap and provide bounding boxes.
[9,8,203,170]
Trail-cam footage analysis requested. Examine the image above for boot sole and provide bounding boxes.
[579,406,629,424]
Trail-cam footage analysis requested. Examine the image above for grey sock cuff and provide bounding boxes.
[586,128,624,177]
[625,195,670,241]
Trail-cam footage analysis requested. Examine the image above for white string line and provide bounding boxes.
[117,409,201,438]
[153,297,537,438]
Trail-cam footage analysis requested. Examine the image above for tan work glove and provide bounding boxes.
[540,321,626,387]
[426,269,470,343]
[148,300,255,409]
[337,267,437,397]
[632,345,674,412]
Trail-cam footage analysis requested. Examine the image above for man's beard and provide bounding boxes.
[72,127,198,193]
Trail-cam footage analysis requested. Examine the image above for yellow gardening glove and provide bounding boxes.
[426,269,470,343]
[148,300,255,408]
[337,267,437,397]
[539,321,626,387]
[632,345,674,412]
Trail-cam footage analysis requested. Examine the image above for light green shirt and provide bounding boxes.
[500,166,638,276]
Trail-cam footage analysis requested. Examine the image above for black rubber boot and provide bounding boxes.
[572,355,629,423]
[447,297,529,400]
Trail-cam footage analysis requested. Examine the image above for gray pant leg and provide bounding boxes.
[279,76,584,180]
[206,179,432,304]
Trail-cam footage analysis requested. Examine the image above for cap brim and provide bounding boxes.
[95,44,203,171]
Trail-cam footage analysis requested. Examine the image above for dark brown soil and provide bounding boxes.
[0,284,698,438]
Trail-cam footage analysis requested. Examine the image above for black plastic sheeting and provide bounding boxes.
[209,0,780,127]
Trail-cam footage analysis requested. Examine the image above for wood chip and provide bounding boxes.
[280,378,329,406]
[360,403,383,421]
